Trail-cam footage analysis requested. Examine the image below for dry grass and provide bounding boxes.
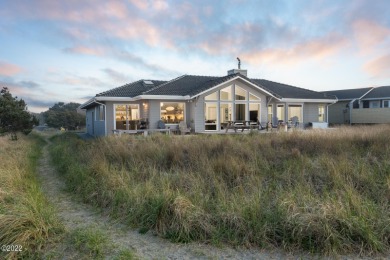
[50,125,390,256]
[0,134,63,259]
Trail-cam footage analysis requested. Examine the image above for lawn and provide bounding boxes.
[49,125,390,256]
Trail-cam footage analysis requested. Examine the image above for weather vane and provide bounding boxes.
[237,57,241,69]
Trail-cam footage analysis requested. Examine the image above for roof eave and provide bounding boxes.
[136,95,191,100]
[280,98,337,103]
[79,98,96,109]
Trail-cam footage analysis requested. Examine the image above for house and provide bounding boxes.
[80,68,336,136]
[324,86,390,125]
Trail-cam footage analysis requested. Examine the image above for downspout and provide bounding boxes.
[95,101,107,136]
[348,99,357,125]
[325,95,338,125]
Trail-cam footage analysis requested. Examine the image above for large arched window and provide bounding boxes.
[203,84,261,131]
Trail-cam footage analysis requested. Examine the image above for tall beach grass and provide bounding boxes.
[50,125,390,255]
[0,134,63,259]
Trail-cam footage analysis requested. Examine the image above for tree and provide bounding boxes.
[0,87,38,139]
[43,102,85,130]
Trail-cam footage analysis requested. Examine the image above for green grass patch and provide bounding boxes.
[0,133,63,259]
[70,226,109,259]
[49,126,390,255]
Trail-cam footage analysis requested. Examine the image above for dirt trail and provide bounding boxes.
[36,137,306,259]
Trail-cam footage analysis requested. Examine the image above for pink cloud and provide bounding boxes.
[240,34,349,66]
[353,19,390,53]
[364,54,390,78]
[63,46,106,56]
[0,61,23,76]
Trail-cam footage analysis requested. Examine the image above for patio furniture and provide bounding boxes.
[157,120,166,129]
[178,121,191,135]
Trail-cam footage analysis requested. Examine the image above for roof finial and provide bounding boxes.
[237,57,241,69]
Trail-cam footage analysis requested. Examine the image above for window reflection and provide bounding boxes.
[160,102,184,124]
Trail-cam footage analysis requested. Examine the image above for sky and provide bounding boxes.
[0,0,390,113]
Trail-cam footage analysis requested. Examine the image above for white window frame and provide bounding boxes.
[95,105,105,121]
[160,102,186,126]
[267,104,273,122]
[383,100,390,108]
[287,103,304,123]
[113,103,140,130]
[318,104,325,122]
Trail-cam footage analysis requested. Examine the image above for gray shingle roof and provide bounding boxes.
[251,79,329,99]
[322,87,373,100]
[144,74,238,96]
[95,74,334,100]
[96,80,166,97]
[361,86,390,99]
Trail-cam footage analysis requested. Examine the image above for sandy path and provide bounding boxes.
[36,138,307,259]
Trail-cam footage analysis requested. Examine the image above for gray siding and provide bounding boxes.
[194,96,205,132]
[105,102,114,135]
[85,106,106,137]
[328,101,349,124]
[86,109,94,135]
[148,100,162,129]
[303,103,320,124]
[351,108,390,123]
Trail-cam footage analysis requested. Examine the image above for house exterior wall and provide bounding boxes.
[327,101,349,124]
[105,102,114,135]
[85,105,106,137]
[193,78,268,132]
[148,99,189,130]
[194,96,205,132]
[303,103,326,124]
[86,108,94,135]
[351,108,390,123]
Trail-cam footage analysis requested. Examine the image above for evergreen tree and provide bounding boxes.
[0,87,37,139]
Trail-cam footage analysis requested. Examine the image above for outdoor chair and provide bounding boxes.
[157,120,166,129]
[178,121,191,135]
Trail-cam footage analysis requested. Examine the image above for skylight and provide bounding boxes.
[143,80,154,85]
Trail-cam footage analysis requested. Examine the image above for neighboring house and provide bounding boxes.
[80,68,336,136]
[324,86,390,125]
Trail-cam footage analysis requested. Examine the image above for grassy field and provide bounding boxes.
[50,125,390,256]
[0,134,63,259]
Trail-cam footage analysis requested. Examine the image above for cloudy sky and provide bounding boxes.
[1,0,390,112]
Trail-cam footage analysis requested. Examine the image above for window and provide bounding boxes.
[115,104,139,130]
[268,104,273,122]
[220,85,233,101]
[205,91,218,100]
[220,103,232,124]
[95,105,105,121]
[235,86,247,100]
[288,105,302,123]
[235,104,246,121]
[249,92,260,101]
[318,105,325,122]
[205,103,217,130]
[160,102,185,124]
[369,101,380,108]
[249,103,260,122]
[277,104,285,122]
[384,100,390,108]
